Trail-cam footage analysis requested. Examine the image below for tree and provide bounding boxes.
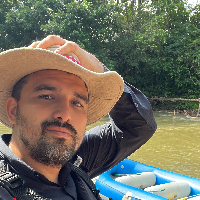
[100,0,200,98]
[0,0,65,50]
[42,1,122,64]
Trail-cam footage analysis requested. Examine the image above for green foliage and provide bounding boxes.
[106,0,200,99]
[0,0,200,105]
[151,99,199,111]
[42,2,97,45]
[41,1,122,61]
[1,0,57,50]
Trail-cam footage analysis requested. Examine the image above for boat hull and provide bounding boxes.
[95,159,200,200]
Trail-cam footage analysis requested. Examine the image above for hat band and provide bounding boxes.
[64,55,81,66]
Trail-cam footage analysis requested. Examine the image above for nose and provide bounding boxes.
[52,99,72,123]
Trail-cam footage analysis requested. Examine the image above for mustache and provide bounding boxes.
[41,120,77,136]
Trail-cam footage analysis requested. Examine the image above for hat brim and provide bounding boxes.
[0,48,124,128]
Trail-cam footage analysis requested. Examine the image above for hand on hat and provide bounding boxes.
[29,35,105,73]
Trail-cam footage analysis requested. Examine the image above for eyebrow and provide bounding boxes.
[74,92,89,104]
[33,84,57,92]
[33,84,88,104]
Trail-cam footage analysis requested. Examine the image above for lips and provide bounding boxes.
[46,126,73,137]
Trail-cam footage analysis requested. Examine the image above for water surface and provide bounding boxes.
[129,111,200,179]
[1,111,200,178]
[88,111,200,179]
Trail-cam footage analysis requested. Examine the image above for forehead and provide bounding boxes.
[29,69,81,80]
[18,69,88,98]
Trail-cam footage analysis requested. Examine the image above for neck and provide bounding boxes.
[27,161,61,184]
[9,137,61,184]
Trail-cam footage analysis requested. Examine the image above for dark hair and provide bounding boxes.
[12,74,29,101]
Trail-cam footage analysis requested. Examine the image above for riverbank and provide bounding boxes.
[153,108,200,118]
[150,99,200,118]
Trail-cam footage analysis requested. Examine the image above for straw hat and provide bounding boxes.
[0,47,124,128]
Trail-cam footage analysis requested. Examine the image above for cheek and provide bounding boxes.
[71,113,87,150]
[72,112,87,132]
[76,117,87,130]
[18,103,51,124]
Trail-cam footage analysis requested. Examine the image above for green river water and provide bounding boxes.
[1,111,200,179]
[89,111,200,179]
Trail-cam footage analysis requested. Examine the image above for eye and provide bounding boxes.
[72,100,83,107]
[39,95,54,100]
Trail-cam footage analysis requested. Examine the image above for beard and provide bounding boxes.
[15,107,81,168]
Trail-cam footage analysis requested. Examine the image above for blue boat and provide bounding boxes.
[94,159,200,200]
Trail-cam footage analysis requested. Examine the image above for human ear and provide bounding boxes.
[6,97,17,125]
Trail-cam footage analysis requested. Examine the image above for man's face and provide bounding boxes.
[12,70,88,168]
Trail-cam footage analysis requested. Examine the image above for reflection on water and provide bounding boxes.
[1,111,200,178]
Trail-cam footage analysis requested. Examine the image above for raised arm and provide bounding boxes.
[76,80,157,178]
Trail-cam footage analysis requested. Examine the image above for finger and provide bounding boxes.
[36,35,66,49]
[28,41,40,47]
[54,42,80,62]
[55,41,77,55]
[46,45,61,52]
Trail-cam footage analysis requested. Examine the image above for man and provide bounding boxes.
[0,35,157,199]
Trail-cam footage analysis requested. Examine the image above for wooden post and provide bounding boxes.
[150,97,200,117]
[197,99,200,117]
